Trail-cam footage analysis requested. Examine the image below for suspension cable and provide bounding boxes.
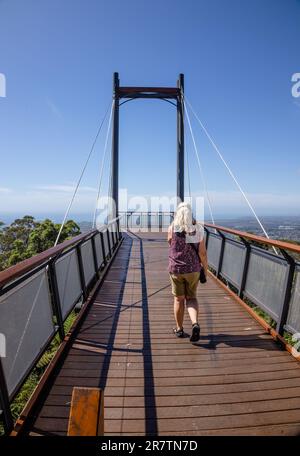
[183,99,215,225]
[184,96,273,243]
[92,100,114,228]
[54,101,112,246]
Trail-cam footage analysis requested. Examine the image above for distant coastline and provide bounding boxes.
[1,213,300,241]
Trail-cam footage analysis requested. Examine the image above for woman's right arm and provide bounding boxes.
[198,239,208,276]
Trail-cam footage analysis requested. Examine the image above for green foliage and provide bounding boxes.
[0,216,81,271]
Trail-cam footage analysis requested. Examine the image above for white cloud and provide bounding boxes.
[35,184,97,193]
[0,186,299,216]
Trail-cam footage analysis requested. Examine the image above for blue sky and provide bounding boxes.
[0,0,299,222]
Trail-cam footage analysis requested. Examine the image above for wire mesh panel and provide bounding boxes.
[94,233,104,269]
[162,213,172,229]
[207,234,222,270]
[0,268,55,398]
[55,249,82,320]
[221,240,246,288]
[112,222,117,244]
[244,250,289,321]
[109,223,116,246]
[108,227,114,250]
[80,239,96,287]
[150,213,159,228]
[140,213,148,229]
[286,265,300,333]
[116,220,121,240]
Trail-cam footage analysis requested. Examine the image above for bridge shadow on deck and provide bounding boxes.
[25,232,300,436]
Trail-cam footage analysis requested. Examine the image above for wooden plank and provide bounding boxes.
[67,387,104,436]
[104,408,300,433]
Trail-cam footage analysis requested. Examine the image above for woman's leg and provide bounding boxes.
[185,273,200,325]
[185,297,198,325]
[174,295,185,329]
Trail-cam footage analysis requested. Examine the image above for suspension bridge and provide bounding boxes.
[0,74,300,436]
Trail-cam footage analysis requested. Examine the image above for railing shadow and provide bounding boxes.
[28,234,133,436]
[190,333,284,351]
[128,230,158,436]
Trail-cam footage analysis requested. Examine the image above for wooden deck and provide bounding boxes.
[24,232,300,436]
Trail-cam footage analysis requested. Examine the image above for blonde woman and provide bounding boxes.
[167,203,208,342]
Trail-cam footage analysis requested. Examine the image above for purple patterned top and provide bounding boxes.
[168,226,202,274]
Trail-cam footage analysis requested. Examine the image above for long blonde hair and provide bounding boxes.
[173,202,194,233]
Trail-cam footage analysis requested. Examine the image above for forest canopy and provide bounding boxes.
[0,215,81,271]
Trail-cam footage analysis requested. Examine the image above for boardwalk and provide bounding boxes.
[24,232,300,436]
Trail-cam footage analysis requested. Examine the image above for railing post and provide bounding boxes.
[76,244,87,302]
[148,213,151,231]
[0,359,14,434]
[159,212,163,231]
[48,259,65,341]
[99,231,107,268]
[216,230,226,278]
[238,237,251,299]
[91,235,99,276]
[117,219,121,243]
[204,227,210,249]
[276,249,295,336]
[106,229,112,258]
[116,218,121,241]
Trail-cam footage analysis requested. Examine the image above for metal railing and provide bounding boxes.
[204,223,300,338]
[0,218,122,434]
[119,211,174,230]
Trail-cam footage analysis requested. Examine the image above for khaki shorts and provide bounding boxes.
[169,272,200,298]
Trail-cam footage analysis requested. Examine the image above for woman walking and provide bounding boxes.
[168,203,208,342]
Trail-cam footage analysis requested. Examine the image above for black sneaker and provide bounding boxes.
[190,323,200,342]
[173,327,184,338]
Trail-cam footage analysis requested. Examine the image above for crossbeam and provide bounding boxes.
[118,86,180,99]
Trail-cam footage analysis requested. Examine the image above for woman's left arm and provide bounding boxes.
[167,224,173,244]
[199,239,208,276]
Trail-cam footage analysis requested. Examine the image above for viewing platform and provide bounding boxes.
[1,213,300,436]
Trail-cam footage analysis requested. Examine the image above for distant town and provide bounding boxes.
[1,213,300,243]
[78,215,300,243]
[214,216,300,242]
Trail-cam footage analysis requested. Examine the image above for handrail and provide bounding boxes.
[0,230,97,289]
[205,222,300,255]
[0,217,122,289]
